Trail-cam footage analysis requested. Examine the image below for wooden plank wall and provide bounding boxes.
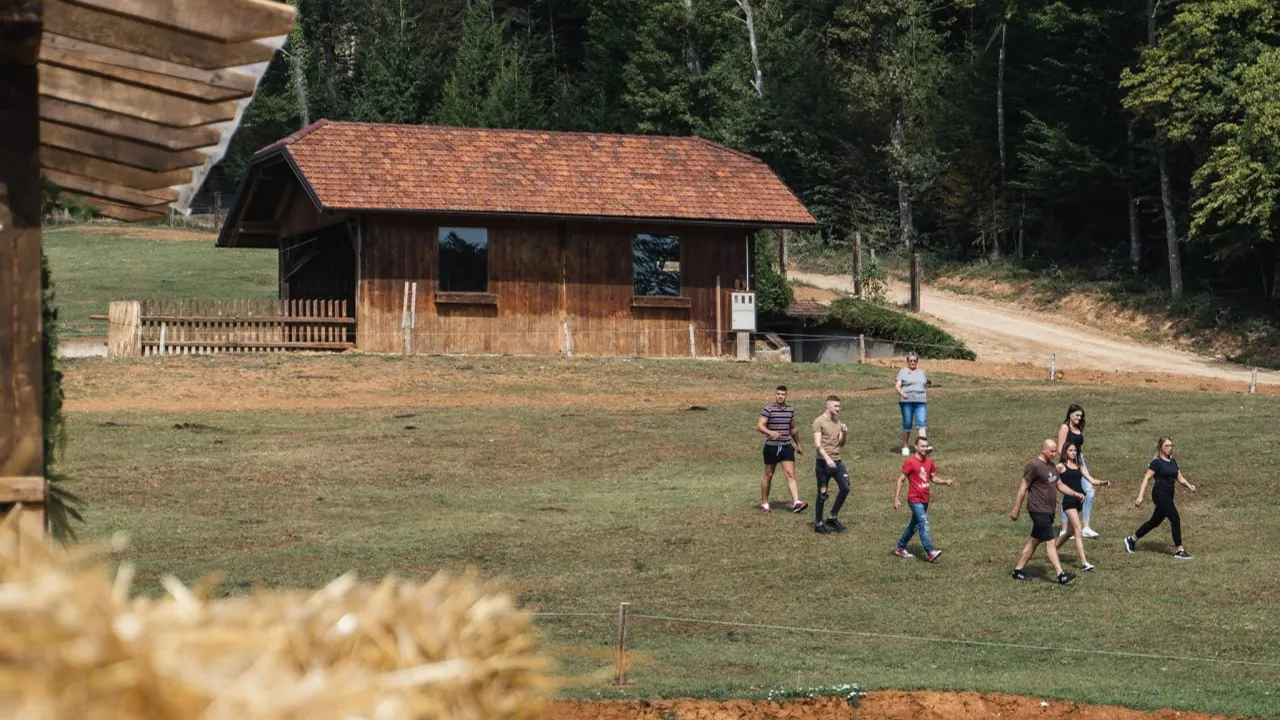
[359,215,750,357]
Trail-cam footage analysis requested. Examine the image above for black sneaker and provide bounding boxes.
[1011,569,1028,581]
[825,517,847,533]
[1173,549,1192,560]
[1058,571,1077,585]
[1124,536,1136,554]
[813,522,829,534]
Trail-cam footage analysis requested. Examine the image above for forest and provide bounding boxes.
[221,0,1280,318]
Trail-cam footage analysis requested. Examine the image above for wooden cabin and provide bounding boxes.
[217,120,818,357]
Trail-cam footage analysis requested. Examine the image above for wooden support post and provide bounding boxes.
[107,300,142,356]
[852,231,863,299]
[401,281,410,357]
[736,331,750,361]
[1250,369,1257,395]
[858,334,866,364]
[613,602,632,686]
[158,322,168,355]
[1,0,47,540]
[688,323,696,359]
[909,249,922,312]
[714,275,722,356]
[1050,354,1057,383]
[561,320,573,358]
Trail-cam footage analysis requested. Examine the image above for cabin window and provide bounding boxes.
[633,233,680,296]
[438,227,488,293]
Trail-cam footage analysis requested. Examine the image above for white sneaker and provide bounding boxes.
[1082,527,1100,539]
[901,447,911,456]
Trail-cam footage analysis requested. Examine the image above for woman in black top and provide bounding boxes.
[1055,443,1109,571]
[1056,405,1098,537]
[1125,436,1197,559]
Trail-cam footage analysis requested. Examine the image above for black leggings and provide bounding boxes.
[1135,492,1182,546]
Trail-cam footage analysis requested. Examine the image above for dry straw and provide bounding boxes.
[0,510,550,719]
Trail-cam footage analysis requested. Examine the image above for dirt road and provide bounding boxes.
[790,270,1280,387]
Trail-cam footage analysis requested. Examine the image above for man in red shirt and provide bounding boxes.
[893,436,953,562]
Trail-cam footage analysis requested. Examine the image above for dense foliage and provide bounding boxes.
[807,298,976,360]
[222,0,1280,308]
[42,253,85,542]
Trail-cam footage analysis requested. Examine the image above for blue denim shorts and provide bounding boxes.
[900,401,927,431]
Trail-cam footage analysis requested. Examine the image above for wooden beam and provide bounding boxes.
[41,46,254,102]
[41,121,208,171]
[66,0,295,43]
[62,194,169,222]
[40,63,239,127]
[0,0,47,536]
[40,97,220,151]
[45,0,278,70]
[41,146,191,190]
[0,477,45,503]
[44,168,179,206]
[42,33,257,94]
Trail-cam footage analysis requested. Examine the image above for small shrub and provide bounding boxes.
[805,298,976,360]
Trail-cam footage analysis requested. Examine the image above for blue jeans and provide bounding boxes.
[898,502,934,553]
[1060,478,1096,526]
[900,402,927,432]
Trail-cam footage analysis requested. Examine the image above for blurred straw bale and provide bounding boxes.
[0,511,550,719]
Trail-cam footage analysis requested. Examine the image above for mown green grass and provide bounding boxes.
[43,225,276,336]
[57,356,1280,716]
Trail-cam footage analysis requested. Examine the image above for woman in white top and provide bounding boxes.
[894,352,929,456]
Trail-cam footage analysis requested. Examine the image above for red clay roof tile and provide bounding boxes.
[262,121,817,227]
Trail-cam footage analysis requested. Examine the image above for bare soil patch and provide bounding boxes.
[58,224,217,243]
[793,284,842,304]
[549,691,1241,720]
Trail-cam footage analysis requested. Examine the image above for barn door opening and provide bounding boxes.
[279,222,357,339]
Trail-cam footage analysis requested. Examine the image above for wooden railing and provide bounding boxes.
[97,299,355,356]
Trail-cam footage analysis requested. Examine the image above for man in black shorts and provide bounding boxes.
[757,386,807,513]
[1009,439,1080,584]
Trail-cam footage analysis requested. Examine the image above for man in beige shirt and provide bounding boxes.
[811,395,850,534]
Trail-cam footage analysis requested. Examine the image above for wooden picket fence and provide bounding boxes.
[99,299,355,357]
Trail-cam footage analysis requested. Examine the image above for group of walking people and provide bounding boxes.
[755,355,1199,583]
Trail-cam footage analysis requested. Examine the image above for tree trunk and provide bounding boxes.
[1158,151,1183,300]
[291,51,310,128]
[1148,0,1182,299]
[681,0,701,75]
[892,106,913,251]
[1017,193,1025,259]
[1127,121,1140,272]
[736,0,764,97]
[997,22,1006,185]
[319,0,339,107]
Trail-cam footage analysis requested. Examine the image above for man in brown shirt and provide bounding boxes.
[1009,439,1084,584]
[811,395,850,534]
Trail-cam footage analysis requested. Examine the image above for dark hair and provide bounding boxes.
[1063,404,1086,433]
[826,394,841,403]
[915,436,929,445]
[776,385,787,392]
[1059,442,1080,465]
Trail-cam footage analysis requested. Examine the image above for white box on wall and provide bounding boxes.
[731,292,756,332]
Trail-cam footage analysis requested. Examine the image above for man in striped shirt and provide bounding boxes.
[757,386,807,513]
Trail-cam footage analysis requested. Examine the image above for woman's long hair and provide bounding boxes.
[1059,442,1081,467]
[1063,404,1086,433]
[1156,436,1174,459]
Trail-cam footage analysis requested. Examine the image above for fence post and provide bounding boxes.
[1250,369,1258,395]
[852,231,863,299]
[562,320,573,358]
[107,300,142,357]
[1050,354,1056,383]
[158,322,168,356]
[688,323,697,359]
[858,334,866,364]
[715,275,722,356]
[736,331,750,361]
[613,602,632,686]
[909,249,922,312]
[401,281,411,357]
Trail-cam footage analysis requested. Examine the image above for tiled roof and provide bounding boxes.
[262,120,817,227]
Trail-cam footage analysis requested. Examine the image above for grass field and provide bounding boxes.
[55,355,1280,717]
[43,225,274,336]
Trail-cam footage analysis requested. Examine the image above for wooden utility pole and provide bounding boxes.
[0,0,48,539]
[778,230,789,278]
[909,249,921,312]
[852,231,863,299]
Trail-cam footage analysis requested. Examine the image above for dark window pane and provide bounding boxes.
[439,227,488,293]
[633,234,680,296]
